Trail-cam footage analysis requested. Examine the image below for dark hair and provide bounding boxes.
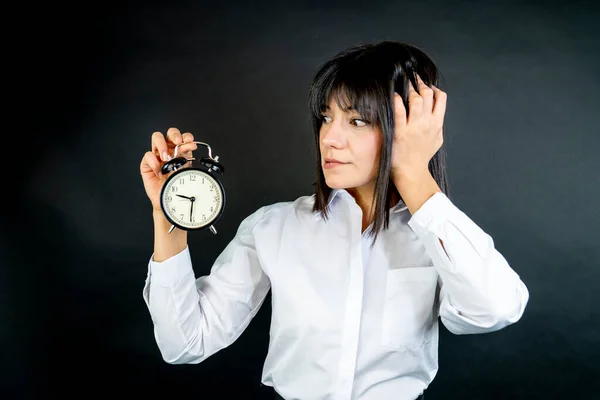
[308,40,450,244]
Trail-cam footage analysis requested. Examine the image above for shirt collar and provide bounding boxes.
[315,188,408,215]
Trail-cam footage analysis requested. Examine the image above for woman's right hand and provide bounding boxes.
[140,127,198,212]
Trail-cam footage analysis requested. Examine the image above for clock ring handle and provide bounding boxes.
[173,141,219,162]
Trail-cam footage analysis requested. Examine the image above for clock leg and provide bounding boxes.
[210,225,217,235]
[169,225,176,234]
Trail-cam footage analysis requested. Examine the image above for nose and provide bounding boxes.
[320,120,346,149]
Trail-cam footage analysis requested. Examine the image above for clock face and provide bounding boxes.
[160,168,224,230]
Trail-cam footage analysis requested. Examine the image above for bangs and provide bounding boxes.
[308,62,388,125]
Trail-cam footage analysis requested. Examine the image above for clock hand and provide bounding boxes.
[190,199,194,222]
[176,194,193,200]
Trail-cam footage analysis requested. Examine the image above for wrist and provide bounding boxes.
[392,165,430,183]
[152,209,171,227]
[152,209,187,238]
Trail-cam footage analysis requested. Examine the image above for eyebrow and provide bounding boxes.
[323,105,357,111]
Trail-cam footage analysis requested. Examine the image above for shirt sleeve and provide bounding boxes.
[142,206,271,364]
[407,192,530,335]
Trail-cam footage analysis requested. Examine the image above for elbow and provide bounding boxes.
[441,309,517,335]
[161,353,185,364]
[441,286,529,335]
[483,279,530,331]
[158,345,204,365]
[476,304,524,333]
[492,282,529,328]
[155,331,206,365]
[477,296,529,332]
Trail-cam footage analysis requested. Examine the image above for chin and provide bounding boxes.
[324,169,374,191]
[323,175,353,190]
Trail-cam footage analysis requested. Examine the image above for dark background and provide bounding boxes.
[4,0,599,398]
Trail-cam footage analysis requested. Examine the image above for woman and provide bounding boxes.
[139,40,529,400]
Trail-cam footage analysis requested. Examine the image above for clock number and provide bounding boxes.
[210,206,213,212]
[179,213,184,221]
[213,195,218,202]
[166,195,172,202]
[171,207,176,213]
[190,175,196,182]
[179,178,185,185]
[202,214,206,221]
[209,186,214,191]
[171,186,178,192]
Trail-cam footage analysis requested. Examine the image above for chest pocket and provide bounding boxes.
[381,265,439,350]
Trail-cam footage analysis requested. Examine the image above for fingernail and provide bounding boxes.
[162,151,168,161]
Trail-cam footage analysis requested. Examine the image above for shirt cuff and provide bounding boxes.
[148,245,194,287]
[407,191,454,231]
[407,191,492,261]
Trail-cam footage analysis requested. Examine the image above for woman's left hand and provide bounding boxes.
[390,74,447,179]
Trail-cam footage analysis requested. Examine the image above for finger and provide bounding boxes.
[182,132,194,143]
[407,75,423,121]
[151,131,170,162]
[166,127,183,146]
[170,132,198,158]
[178,142,198,157]
[177,132,197,157]
[431,85,448,124]
[417,74,434,115]
[141,151,163,178]
[393,92,407,128]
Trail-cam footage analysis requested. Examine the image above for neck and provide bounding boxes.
[347,183,401,232]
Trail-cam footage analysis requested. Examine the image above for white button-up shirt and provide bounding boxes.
[143,190,529,400]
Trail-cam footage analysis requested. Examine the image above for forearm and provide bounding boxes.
[143,207,272,364]
[393,168,447,251]
[406,190,529,333]
[152,210,188,262]
[393,168,442,216]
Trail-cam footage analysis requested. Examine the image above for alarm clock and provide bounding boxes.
[159,141,225,234]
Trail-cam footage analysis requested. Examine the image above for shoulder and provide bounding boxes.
[263,193,316,218]
[240,194,317,232]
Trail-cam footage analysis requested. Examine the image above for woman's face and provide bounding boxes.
[319,98,382,192]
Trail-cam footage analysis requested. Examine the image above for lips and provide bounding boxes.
[324,158,347,164]
[323,158,349,169]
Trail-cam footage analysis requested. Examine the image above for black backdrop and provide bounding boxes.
[5,0,600,398]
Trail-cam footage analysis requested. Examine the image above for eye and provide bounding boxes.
[351,119,369,127]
